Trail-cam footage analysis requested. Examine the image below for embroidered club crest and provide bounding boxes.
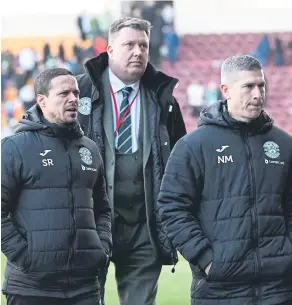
[79,147,92,165]
[263,141,280,159]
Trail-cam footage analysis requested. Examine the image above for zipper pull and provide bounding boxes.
[171,260,176,273]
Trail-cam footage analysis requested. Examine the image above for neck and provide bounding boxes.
[42,114,58,125]
[225,102,253,124]
[42,115,76,127]
[228,111,252,123]
[108,65,140,85]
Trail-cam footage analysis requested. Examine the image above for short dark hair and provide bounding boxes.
[109,17,151,43]
[221,55,263,84]
[34,68,74,97]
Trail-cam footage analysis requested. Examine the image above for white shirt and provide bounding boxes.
[109,68,140,153]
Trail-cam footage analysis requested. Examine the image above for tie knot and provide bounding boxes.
[122,86,133,98]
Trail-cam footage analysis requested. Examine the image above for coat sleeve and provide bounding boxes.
[1,138,28,267]
[157,138,213,270]
[168,97,187,150]
[93,151,112,255]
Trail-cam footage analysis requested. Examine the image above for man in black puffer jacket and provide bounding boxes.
[1,68,112,305]
[158,55,292,305]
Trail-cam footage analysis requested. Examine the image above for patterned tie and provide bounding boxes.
[117,86,133,153]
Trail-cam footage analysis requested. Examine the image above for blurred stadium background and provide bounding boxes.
[1,0,292,304]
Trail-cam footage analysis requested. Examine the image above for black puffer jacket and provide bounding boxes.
[158,101,292,305]
[1,106,112,298]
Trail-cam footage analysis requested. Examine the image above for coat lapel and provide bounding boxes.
[141,85,151,169]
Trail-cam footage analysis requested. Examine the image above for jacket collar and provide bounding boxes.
[16,105,84,139]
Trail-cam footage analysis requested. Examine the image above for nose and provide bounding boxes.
[133,44,142,56]
[68,92,78,103]
[252,86,262,100]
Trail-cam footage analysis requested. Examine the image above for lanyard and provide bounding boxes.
[110,84,140,136]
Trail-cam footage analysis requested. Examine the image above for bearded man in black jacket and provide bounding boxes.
[1,68,112,305]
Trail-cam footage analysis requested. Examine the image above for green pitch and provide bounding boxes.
[1,255,191,304]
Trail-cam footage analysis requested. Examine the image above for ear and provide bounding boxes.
[220,84,230,100]
[107,44,113,59]
[36,94,47,109]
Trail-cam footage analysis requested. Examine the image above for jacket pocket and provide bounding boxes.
[94,234,108,269]
[22,232,32,273]
[73,229,107,272]
[204,250,224,282]
[14,232,32,273]
[260,235,292,279]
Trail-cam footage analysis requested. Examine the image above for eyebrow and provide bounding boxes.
[242,81,266,87]
[123,39,148,44]
[59,89,80,95]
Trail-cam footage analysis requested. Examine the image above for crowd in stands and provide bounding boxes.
[1,1,179,137]
[1,11,112,137]
[250,34,292,67]
[186,34,292,118]
[1,41,99,137]
[2,3,292,137]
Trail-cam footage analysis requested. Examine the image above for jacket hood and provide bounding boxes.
[84,52,178,94]
[198,100,273,133]
[15,105,84,138]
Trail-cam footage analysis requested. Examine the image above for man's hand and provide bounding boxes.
[205,262,212,276]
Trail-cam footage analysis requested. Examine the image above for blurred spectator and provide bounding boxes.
[68,56,85,75]
[161,3,174,25]
[132,7,142,18]
[141,1,156,24]
[18,48,37,72]
[287,41,292,65]
[77,14,87,40]
[18,79,35,111]
[93,36,107,56]
[149,7,165,67]
[250,34,270,66]
[81,13,92,39]
[1,51,15,78]
[98,11,112,40]
[73,43,83,62]
[90,17,101,39]
[43,43,51,63]
[204,81,221,106]
[164,25,179,63]
[14,68,32,90]
[274,37,284,66]
[187,80,205,117]
[1,61,10,98]
[59,42,66,62]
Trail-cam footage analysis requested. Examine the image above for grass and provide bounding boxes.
[1,255,191,304]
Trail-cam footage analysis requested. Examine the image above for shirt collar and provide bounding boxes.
[109,67,140,94]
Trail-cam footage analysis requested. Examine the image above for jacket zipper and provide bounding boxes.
[64,140,76,289]
[242,132,260,301]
